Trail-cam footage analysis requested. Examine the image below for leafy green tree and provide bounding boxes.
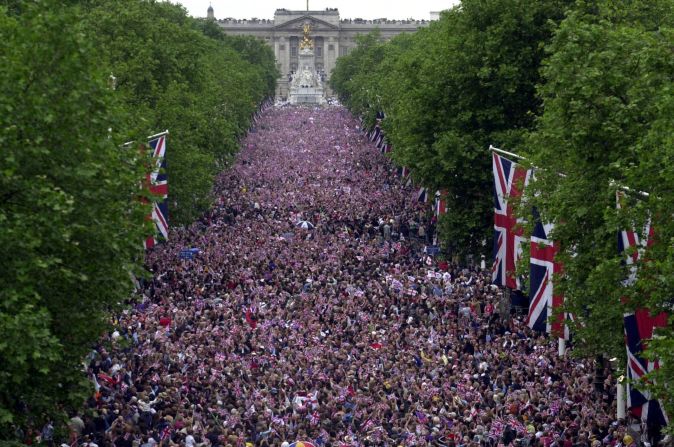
[0,1,147,433]
[523,0,674,418]
[332,0,574,257]
[81,0,278,225]
[330,31,388,126]
[0,0,277,437]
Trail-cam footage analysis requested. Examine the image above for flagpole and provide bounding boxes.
[148,129,169,140]
[617,376,626,419]
[610,180,650,199]
[558,337,565,357]
[488,145,527,161]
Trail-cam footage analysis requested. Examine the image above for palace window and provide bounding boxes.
[316,47,322,56]
[328,44,334,51]
[291,46,298,57]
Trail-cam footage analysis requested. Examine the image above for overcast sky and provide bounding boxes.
[172,0,460,21]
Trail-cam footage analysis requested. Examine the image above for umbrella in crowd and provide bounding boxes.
[56,105,646,447]
[297,220,315,230]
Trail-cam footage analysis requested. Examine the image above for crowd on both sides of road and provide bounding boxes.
[41,106,658,447]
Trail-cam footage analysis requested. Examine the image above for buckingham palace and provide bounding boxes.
[208,6,432,99]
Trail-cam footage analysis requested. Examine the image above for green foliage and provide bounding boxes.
[80,0,278,225]
[0,1,147,431]
[0,0,277,438]
[331,0,574,257]
[524,0,674,419]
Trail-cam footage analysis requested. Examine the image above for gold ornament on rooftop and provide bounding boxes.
[299,23,314,50]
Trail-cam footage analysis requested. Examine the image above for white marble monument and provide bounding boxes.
[288,23,326,104]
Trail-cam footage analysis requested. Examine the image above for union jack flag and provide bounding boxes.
[619,192,668,426]
[376,134,385,149]
[307,411,320,426]
[416,187,428,203]
[369,127,380,142]
[160,425,172,441]
[527,207,566,337]
[488,418,505,439]
[492,152,530,289]
[624,310,668,426]
[144,132,169,249]
[617,191,653,286]
[397,166,410,179]
[434,190,448,217]
[361,418,375,432]
[381,143,392,154]
[507,416,527,435]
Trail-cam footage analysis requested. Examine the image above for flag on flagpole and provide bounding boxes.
[624,309,668,426]
[144,131,169,249]
[618,191,668,426]
[491,151,530,289]
[527,207,566,337]
[369,127,380,142]
[376,134,384,149]
[416,187,428,203]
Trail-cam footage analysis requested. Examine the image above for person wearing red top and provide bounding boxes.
[158,316,171,327]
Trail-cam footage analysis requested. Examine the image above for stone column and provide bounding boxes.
[330,33,341,97]
[325,35,336,75]
[278,36,290,100]
[274,37,282,99]
[274,36,280,64]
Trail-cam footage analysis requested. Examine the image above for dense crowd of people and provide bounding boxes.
[58,106,643,447]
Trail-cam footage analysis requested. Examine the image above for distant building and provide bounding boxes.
[209,7,429,99]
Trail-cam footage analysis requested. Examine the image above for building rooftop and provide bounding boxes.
[212,7,426,24]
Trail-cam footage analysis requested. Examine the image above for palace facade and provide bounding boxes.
[209,7,431,99]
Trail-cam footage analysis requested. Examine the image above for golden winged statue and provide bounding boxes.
[299,23,314,50]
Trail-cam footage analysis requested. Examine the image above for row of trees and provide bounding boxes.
[331,0,674,425]
[0,0,277,438]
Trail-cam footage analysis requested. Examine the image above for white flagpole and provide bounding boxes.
[488,144,527,161]
[558,337,566,357]
[147,129,169,140]
[617,376,626,419]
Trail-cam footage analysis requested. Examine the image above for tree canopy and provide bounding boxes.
[523,0,674,419]
[331,0,574,256]
[0,0,276,436]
